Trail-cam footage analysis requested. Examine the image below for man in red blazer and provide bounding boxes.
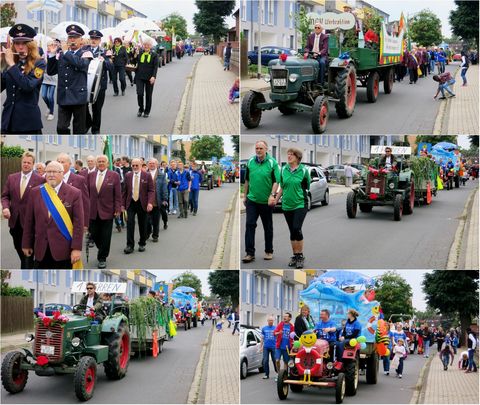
[304,23,329,86]
[79,155,97,179]
[22,161,84,269]
[87,155,122,268]
[57,153,90,229]
[122,158,154,254]
[1,152,46,268]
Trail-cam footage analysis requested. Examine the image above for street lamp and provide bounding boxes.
[257,0,262,79]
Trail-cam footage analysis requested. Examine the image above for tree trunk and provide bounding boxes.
[459,313,471,348]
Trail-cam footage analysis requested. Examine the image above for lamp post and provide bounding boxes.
[257,0,262,79]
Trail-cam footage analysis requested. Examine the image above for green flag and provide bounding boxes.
[103,135,113,170]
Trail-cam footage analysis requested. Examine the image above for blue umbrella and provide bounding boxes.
[432,142,458,151]
[173,286,195,293]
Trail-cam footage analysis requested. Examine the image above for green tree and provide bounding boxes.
[469,136,479,148]
[295,5,310,50]
[409,10,442,46]
[416,135,458,146]
[0,3,17,28]
[374,271,413,319]
[193,0,235,44]
[231,135,239,154]
[0,145,24,157]
[449,0,479,47]
[422,271,479,346]
[172,271,203,300]
[208,270,239,309]
[171,140,186,163]
[190,136,225,160]
[162,12,189,40]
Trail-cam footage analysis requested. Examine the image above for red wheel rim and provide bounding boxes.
[374,77,379,97]
[13,371,26,386]
[320,103,328,126]
[347,70,356,109]
[119,333,129,369]
[85,366,95,394]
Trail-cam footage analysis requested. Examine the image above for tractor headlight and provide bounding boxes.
[25,333,34,342]
[288,360,295,368]
[263,74,271,83]
[326,362,334,370]
[71,337,81,347]
[389,183,395,189]
[289,73,299,83]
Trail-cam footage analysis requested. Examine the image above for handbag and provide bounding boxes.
[417,66,423,76]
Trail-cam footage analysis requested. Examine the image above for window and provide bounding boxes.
[51,270,56,286]
[289,2,295,29]
[268,0,274,25]
[260,0,265,24]
[256,275,261,304]
[262,278,267,306]
[245,273,251,304]
[310,150,314,163]
[272,145,277,161]
[275,282,280,309]
[241,0,247,21]
[246,311,251,325]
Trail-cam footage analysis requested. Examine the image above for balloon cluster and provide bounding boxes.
[349,335,367,350]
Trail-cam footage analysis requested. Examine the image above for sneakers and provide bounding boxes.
[264,252,273,260]
[384,371,389,375]
[296,254,305,269]
[288,256,297,267]
[47,114,54,121]
[242,255,255,263]
[262,375,269,379]
[398,374,402,379]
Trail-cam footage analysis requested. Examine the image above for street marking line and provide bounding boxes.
[187,326,213,404]
[446,187,477,269]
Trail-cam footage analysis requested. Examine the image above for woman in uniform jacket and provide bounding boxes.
[135,39,158,118]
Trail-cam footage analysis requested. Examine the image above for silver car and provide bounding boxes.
[240,326,264,379]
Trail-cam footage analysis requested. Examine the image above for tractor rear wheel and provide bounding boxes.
[278,105,296,115]
[74,356,97,401]
[383,67,394,94]
[104,322,130,380]
[312,95,329,133]
[346,192,357,218]
[1,351,28,394]
[367,71,380,103]
[241,91,265,128]
[393,194,403,221]
[335,64,357,118]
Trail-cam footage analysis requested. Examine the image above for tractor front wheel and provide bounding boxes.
[1,351,28,394]
[367,71,380,103]
[346,192,357,218]
[312,95,329,133]
[241,91,265,129]
[277,369,289,400]
[336,372,346,404]
[104,322,130,380]
[393,194,403,221]
[74,356,97,401]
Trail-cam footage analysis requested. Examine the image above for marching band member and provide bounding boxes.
[1,24,45,134]
[135,38,158,118]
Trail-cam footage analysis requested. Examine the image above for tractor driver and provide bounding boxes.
[78,282,105,322]
[314,309,337,361]
[379,147,397,171]
[304,23,329,87]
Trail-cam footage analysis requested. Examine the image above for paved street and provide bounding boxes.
[241,351,426,404]
[241,64,457,135]
[1,321,210,404]
[1,182,238,270]
[13,55,198,135]
[241,180,479,270]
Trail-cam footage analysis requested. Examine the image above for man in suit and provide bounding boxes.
[22,161,84,269]
[113,158,125,232]
[47,24,92,134]
[135,39,158,118]
[158,161,169,230]
[79,155,97,179]
[2,152,46,268]
[57,153,90,230]
[304,23,329,86]
[112,37,128,96]
[145,158,165,242]
[123,158,154,254]
[87,155,121,268]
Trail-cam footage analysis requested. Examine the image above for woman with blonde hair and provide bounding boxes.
[1,23,45,134]
[336,308,362,360]
[294,304,316,339]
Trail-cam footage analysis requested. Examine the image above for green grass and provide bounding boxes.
[248,64,268,77]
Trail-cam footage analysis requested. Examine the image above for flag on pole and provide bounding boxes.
[103,135,113,170]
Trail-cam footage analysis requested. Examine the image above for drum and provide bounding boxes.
[87,58,103,104]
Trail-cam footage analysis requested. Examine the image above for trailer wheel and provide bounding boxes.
[312,95,329,133]
[403,180,415,215]
[393,194,403,221]
[335,64,357,118]
[1,351,28,394]
[365,352,378,384]
[384,67,394,94]
[346,192,357,218]
[241,91,265,129]
[367,71,380,103]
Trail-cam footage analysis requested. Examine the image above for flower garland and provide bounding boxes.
[36,311,69,328]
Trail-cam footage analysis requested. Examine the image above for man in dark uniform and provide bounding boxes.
[112,37,128,96]
[47,24,91,134]
[1,24,46,134]
[85,30,112,134]
[135,39,158,118]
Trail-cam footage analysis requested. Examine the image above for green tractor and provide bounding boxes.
[242,18,404,133]
[1,306,130,401]
[346,146,415,221]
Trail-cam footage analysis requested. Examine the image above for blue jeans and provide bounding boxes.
[461,67,468,85]
[424,340,430,357]
[383,355,390,372]
[396,357,404,374]
[467,349,477,371]
[224,57,230,69]
[441,352,450,368]
[316,56,327,85]
[263,347,276,377]
[275,348,289,364]
[189,189,199,211]
[439,79,455,97]
[429,59,435,73]
[169,188,178,212]
[41,84,55,114]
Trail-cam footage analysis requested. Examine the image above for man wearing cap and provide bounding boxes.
[1,23,45,134]
[84,30,112,134]
[47,24,92,134]
[112,37,128,96]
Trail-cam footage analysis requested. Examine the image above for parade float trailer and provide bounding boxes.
[242,12,406,133]
[409,156,439,204]
[172,289,199,331]
[346,145,415,221]
[430,142,463,189]
[1,283,130,401]
[277,272,380,403]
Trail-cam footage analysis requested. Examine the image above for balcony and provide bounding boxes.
[75,0,98,9]
[98,1,115,15]
[115,9,128,20]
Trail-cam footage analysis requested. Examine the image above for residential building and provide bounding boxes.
[13,0,147,35]
[6,269,156,308]
[240,135,371,166]
[240,270,307,327]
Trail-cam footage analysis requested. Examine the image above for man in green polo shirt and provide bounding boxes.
[243,140,280,263]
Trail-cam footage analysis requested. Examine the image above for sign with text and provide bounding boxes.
[307,12,355,30]
[370,145,412,155]
[71,282,127,294]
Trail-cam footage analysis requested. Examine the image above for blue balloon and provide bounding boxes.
[360,342,367,350]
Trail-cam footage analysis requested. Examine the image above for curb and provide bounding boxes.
[210,188,239,269]
[432,66,460,135]
[446,187,477,269]
[410,354,434,404]
[173,56,201,134]
[187,326,213,404]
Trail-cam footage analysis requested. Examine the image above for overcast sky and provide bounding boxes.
[150,269,213,295]
[122,0,239,34]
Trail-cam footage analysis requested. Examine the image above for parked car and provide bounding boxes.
[33,303,73,316]
[240,325,264,379]
[275,165,329,211]
[345,163,366,172]
[453,53,461,61]
[195,46,205,53]
[326,164,360,182]
[247,46,297,66]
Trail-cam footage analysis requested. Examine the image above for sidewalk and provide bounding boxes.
[438,64,479,134]
[240,77,269,95]
[419,350,479,404]
[203,329,239,404]
[1,332,30,354]
[463,187,479,270]
[184,55,239,134]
